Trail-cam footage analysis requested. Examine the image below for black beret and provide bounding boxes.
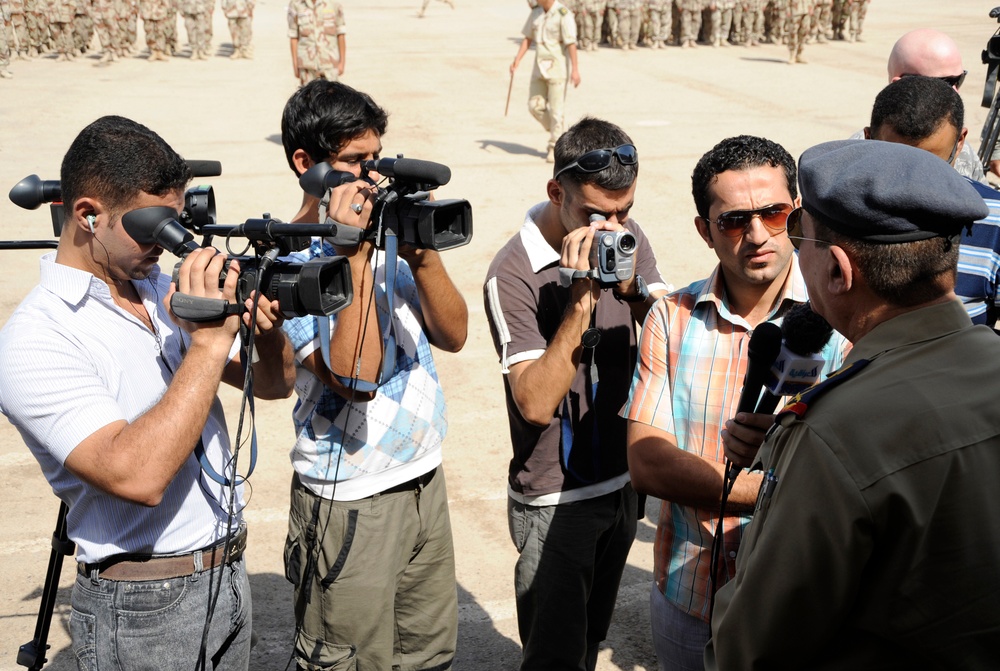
[798,139,989,243]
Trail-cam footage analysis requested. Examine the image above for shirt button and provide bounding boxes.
[729,551,737,558]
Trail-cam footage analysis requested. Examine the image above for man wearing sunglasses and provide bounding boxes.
[484,117,668,671]
[849,28,989,185]
[623,135,845,671]
[706,139,1000,670]
[864,75,1000,329]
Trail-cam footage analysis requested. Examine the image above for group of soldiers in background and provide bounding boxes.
[567,0,870,56]
[0,0,254,77]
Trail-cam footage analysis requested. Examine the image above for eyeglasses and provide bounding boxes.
[553,144,638,180]
[704,202,794,239]
[900,70,968,90]
[785,207,831,250]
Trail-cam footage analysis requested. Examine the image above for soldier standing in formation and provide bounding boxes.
[786,0,813,64]
[222,0,252,58]
[1,0,12,77]
[49,0,76,61]
[181,0,210,58]
[287,0,345,84]
[139,0,170,60]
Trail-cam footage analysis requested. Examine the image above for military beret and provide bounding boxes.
[798,139,989,243]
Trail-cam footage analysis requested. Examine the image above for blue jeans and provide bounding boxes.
[70,556,252,670]
[508,483,637,671]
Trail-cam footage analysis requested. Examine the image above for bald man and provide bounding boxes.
[852,28,989,184]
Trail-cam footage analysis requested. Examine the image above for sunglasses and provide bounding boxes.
[554,144,638,180]
[785,207,831,250]
[900,70,967,90]
[705,202,793,239]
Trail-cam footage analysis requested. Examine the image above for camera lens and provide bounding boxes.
[617,232,636,253]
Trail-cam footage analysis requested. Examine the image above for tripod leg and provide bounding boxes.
[16,502,74,671]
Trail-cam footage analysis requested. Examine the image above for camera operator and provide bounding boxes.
[483,117,668,671]
[0,115,295,669]
[278,80,468,671]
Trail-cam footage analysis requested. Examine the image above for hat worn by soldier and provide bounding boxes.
[798,139,989,243]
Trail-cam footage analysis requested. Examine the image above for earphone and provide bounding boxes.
[86,214,96,234]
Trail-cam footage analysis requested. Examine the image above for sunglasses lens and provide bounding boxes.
[616,144,638,165]
[760,204,793,231]
[717,211,752,237]
[575,149,613,173]
[786,208,803,249]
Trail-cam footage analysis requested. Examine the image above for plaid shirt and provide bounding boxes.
[622,256,845,621]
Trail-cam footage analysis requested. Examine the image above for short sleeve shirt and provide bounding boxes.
[522,1,576,80]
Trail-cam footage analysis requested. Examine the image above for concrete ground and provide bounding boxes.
[0,1,993,669]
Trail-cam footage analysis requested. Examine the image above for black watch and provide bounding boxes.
[615,274,649,303]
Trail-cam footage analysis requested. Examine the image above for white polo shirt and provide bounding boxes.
[0,253,243,563]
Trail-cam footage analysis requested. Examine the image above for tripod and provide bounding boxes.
[17,502,75,671]
[979,7,1000,168]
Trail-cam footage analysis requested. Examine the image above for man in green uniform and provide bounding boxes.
[510,0,580,163]
[705,139,1000,669]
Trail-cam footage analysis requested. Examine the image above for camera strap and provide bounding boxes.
[558,267,598,287]
[318,231,399,394]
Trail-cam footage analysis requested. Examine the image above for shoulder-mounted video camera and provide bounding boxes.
[299,154,473,252]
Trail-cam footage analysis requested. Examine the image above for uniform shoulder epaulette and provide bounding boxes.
[777,358,870,421]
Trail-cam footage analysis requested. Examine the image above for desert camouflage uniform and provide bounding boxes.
[6,0,29,58]
[786,0,812,62]
[767,0,786,44]
[644,0,668,47]
[164,0,177,54]
[73,0,93,53]
[287,0,344,82]
[523,0,576,155]
[740,0,763,45]
[139,0,169,58]
[0,0,12,76]
[830,0,844,39]
[49,0,76,59]
[578,0,604,50]
[221,0,251,57]
[90,0,118,60]
[846,0,865,41]
[702,0,721,46]
[811,0,830,41]
[713,0,733,45]
[179,0,207,57]
[122,0,138,52]
[678,0,702,47]
[616,0,640,48]
[201,0,211,45]
[24,0,45,55]
[605,0,619,47]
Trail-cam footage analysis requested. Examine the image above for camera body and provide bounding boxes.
[590,230,636,286]
[299,156,473,252]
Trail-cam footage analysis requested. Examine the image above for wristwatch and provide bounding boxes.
[614,274,649,303]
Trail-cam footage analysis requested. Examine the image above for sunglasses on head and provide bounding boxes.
[900,70,967,90]
[554,144,638,180]
[705,202,794,239]
[785,207,831,250]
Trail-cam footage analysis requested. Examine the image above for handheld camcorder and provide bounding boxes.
[121,190,353,321]
[588,214,636,286]
[299,155,473,251]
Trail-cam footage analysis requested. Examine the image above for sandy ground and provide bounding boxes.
[0,1,994,669]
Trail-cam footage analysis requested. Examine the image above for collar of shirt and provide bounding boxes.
[846,299,972,365]
[691,253,809,330]
[39,252,165,308]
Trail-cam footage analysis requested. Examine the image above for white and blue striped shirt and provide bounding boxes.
[0,254,243,563]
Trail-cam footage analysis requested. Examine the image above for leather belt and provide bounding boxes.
[380,467,437,496]
[79,526,248,581]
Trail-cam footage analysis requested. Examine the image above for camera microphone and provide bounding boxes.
[186,160,222,178]
[755,303,834,414]
[365,157,451,188]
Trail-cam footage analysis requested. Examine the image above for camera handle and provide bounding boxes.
[16,501,74,671]
[558,267,600,287]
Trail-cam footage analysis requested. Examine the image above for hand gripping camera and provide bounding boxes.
[299,155,473,251]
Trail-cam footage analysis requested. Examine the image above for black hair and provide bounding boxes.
[691,135,797,218]
[60,115,191,223]
[280,80,389,175]
[553,116,638,191]
[869,75,964,141]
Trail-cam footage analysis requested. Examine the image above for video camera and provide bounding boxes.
[588,214,636,287]
[121,191,353,321]
[299,154,473,252]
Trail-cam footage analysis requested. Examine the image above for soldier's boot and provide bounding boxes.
[545,145,555,163]
[0,68,13,78]
[99,49,115,63]
[242,45,252,58]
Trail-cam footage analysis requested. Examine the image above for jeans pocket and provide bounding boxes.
[69,608,97,671]
[507,498,528,553]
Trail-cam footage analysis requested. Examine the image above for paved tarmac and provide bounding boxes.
[0,1,994,669]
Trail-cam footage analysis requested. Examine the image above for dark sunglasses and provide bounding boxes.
[705,202,793,239]
[785,207,831,250]
[900,70,967,90]
[554,144,638,180]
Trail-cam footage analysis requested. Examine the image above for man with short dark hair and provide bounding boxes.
[279,80,468,671]
[484,116,668,671]
[624,134,845,671]
[706,139,1000,668]
[866,75,1000,328]
[0,115,294,669]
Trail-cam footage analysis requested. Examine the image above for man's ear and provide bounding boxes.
[694,217,715,248]
[546,178,564,208]
[957,127,969,158]
[292,149,315,177]
[70,198,102,235]
[863,126,872,140]
[828,245,855,295]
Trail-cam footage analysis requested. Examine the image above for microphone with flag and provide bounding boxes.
[755,303,834,414]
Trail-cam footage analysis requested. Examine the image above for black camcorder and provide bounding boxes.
[299,154,473,252]
[121,193,354,321]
